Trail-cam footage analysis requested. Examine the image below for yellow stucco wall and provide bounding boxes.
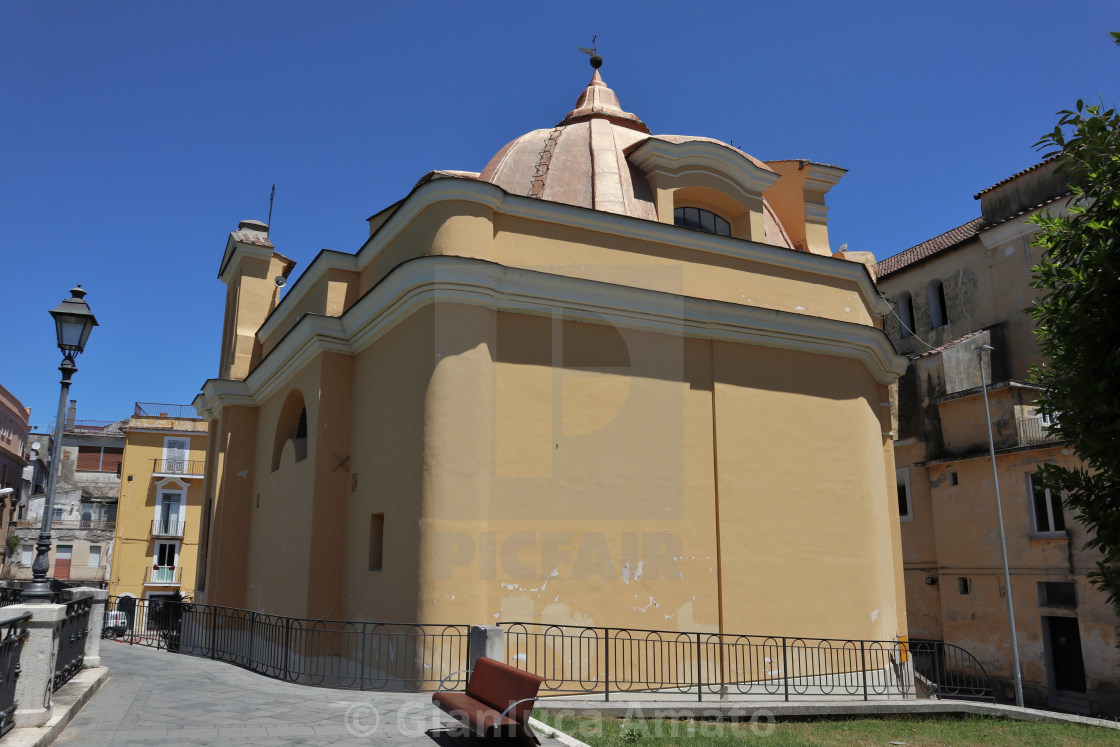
[199,163,906,651]
[109,418,208,600]
[204,299,904,644]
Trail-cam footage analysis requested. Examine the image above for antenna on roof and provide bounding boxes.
[267,184,276,231]
[578,35,602,69]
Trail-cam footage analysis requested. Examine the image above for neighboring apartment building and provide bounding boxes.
[108,403,208,605]
[0,385,30,544]
[877,158,1119,715]
[8,402,123,586]
[193,62,910,647]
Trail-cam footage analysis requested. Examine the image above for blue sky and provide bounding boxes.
[2,1,1117,427]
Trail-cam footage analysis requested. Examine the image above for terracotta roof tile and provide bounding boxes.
[876,218,983,279]
[233,230,274,249]
[915,329,984,359]
[973,156,1061,199]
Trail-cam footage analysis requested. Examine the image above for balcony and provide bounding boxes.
[15,520,115,532]
[1016,416,1062,447]
[134,402,202,420]
[150,519,186,539]
[144,566,181,586]
[152,459,205,478]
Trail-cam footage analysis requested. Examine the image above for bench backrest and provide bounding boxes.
[467,657,545,723]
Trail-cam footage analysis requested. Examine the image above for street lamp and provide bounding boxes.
[978,343,1024,707]
[23,286,98,604]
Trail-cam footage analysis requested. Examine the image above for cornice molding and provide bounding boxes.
[234,256,906,406]
[627,138,781,196]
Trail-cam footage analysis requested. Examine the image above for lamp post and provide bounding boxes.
[978,343,1024,707]
[23,286,98,604]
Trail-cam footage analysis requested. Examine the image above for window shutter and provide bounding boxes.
[101,447,124,474]
[76,446,102,471]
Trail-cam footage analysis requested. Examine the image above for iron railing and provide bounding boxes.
[1017,417,1062,447]
[909,638,997,701]
[151,519,186,538]
[144,566,181,585]
[0,613,28,737]
[16,519,115,531]
[105,596,470,691]
[500,623,994,702]
[53,596,91,692]
[134,403,202,420]
[0,588,22,609]
[152,459,205,476]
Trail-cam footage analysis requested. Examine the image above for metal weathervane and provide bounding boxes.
[578,36,602,69]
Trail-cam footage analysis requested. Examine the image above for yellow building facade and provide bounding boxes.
[877,159,1120,715]
[194,64,909,645]
[108,404,208,605]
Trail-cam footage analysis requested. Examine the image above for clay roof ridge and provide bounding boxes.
[915,329,985,359]
[973,155,1061,199]
[876,218,984,279]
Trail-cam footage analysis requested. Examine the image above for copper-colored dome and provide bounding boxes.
[478,69,793,249]
[479,70,657,220]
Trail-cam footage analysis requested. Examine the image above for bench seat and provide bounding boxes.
[432,657,545,744]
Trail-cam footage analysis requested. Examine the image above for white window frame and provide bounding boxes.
[154,478,188,530]
[89,545,102,567]
[1029,473,1067,537]
[162,436,190,472]
[896,467,913,522]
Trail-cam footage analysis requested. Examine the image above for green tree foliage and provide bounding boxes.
[1027,31,1120,617]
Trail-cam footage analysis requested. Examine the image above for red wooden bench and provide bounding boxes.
[432,657,545,744]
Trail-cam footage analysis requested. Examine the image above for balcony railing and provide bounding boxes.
[145,566,181,585]
[134,403,202,420]
[15,519,115,531]
[152,459,205,476]
[1017,416,1062,447]
[151,519,186,538]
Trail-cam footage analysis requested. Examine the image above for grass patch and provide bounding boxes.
[531,710,1120,746]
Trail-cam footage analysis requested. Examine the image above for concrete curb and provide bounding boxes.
[528,716,591,747]
[4,667,109,747]
[535,698,1120,731]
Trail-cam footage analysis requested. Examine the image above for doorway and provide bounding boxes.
[54,544,72,580]
[1044,616,1087,693]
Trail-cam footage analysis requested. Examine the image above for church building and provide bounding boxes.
[193,60,908,645]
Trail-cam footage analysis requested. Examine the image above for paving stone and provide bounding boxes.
[54,642,567,746]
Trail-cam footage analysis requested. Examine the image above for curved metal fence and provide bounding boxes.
[105,596,469,692]
[0,613,29,737]
[501,623,994,702]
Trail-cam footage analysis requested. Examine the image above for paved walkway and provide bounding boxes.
[56,642,565,746]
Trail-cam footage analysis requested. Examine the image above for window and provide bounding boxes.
[1030,473,1067,536]
[76,445,124,473]
[958,577,971,595]
[674,207,731,237]
[53,506,63,521]
[896,468,913,521]
[163,438,190,472]
[1038,581,1076,608]
[271,389,309,472]
[89,545,102,567]
[20,545,32,566]
[896,292,915,339]
[927,280,948,328]
[369,513,385,572]
[949,471,959,486]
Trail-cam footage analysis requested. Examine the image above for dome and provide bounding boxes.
[478,68,794,249]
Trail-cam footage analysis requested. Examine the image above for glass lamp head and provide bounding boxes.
[49,286,98,354]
